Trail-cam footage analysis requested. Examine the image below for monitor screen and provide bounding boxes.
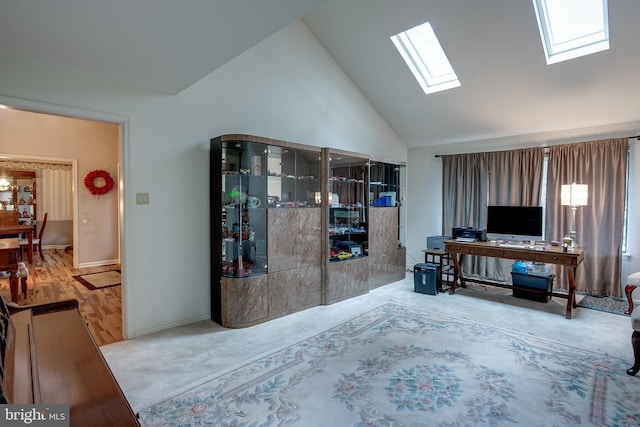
[486,205,544,242]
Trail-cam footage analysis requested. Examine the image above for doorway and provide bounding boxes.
[0,100,126,342]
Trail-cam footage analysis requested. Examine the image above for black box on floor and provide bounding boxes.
[511,272,554,303]
[414,263,441,295]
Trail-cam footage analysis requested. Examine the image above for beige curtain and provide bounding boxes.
[442,147,544,279]
[546,138,628,296]
[41,168,73,221]
[484,148,545,280]
[442,153,489,233]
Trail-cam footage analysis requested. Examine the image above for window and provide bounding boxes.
[532,0,609,64]
[390,21,461,94]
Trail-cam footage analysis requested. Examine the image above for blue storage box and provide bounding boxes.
[511,261,528,274]
[511,272,554,303]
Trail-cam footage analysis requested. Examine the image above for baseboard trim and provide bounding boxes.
[127,313,211,339]
[42,244,70,250]
[78,258,120,268]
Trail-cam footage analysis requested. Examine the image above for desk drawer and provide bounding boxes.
[534,252,578,266]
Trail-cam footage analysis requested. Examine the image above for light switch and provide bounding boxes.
[136,192,150,205]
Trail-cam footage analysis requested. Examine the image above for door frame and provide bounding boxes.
[0,95,132,337]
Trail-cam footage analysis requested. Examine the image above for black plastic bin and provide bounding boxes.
[414,263,441,295]
[511,272,554,303]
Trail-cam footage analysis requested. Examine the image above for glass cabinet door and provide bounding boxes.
[0,177,12,211]
[328,154,369,261]
[0,173,37,226]
[267,146,320,208]
[369,162,400,208]
[16,177,36,225]
[369,161,406,247]
[221,140,267,277]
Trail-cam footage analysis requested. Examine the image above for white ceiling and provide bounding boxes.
[2,0,640,149]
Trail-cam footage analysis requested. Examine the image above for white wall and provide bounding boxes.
[0,20,407,338]
[406,133,640,300]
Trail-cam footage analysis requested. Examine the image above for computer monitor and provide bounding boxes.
[486,205,544,242]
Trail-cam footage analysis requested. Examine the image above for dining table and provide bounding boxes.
[0,224,34,264]
[0,237,21,302]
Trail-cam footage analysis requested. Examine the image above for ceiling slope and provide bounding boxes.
[2,1,640,149]
[303,0,640,148]
[0,0,327,94]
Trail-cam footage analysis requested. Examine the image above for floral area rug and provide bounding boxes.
[72,270,120,290]
[139,303,640,426]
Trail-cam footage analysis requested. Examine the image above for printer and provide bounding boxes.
[426,236,451,250]
[452,226,487,242]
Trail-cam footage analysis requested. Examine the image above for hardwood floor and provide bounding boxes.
[0,248,123,346]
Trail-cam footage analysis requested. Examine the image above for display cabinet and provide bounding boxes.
[327,151,369,261]
[220,140,267,278]
[368,160,407,288]
[0,171,37,226]
[211,135,406,327]
[211,136,268,326]
[323,149,370,304]
[16,178,37,225]
[267,144,322,317]
[211,135,322,327]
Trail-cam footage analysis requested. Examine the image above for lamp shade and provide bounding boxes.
[561,183,588,207]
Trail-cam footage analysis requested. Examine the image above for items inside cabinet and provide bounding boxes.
[221,140,267,277]
[328,154,369,262]
[267,146,320,208]
[0,171,37,226]
[369,161,406,248]
[369,162,401,208]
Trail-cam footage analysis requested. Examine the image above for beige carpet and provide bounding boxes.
[138,301,639,426]
[73,270,121,290]
[101,276,636,418]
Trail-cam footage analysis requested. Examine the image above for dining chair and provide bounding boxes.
[0,261,29,300]
[20,212,47,261]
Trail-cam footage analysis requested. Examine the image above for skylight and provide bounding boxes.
[532,0,609,65]
[390,21,460,95]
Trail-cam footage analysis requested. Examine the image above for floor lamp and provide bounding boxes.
[561,183,588,248]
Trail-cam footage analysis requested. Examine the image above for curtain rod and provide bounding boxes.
[433,135,640,158]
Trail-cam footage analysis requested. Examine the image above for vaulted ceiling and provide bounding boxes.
[1,0,639,149]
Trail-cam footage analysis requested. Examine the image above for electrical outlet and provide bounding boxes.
[136,192,149,205]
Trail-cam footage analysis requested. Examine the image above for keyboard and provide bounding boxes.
[498,243,527,248]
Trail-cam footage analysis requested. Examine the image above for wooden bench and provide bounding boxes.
[0,295,140,426]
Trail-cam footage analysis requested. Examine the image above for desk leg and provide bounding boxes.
[9,271,18,302]
[449,254,465,294]
[566,266,577,319]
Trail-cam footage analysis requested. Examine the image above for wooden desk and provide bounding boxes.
[0,224,33,264]
[445,240,585,319]
[0,238,20,302]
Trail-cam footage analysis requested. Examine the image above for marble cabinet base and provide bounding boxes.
[221,275,269,328]
[326,256,369,305]
[268,265,321,319]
